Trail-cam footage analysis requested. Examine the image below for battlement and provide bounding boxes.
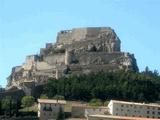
[56,27,116,45]
[25,55,39,64]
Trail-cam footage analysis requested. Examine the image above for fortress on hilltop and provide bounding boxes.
[6,27,138,95]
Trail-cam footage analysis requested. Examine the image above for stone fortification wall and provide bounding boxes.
[36,62,55,70]
[57,27,115,45]
[69,64,120,76]
[43,53,65,65]
[74,52,124,65]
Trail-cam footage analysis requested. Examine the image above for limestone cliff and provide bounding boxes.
[6,27,138,94]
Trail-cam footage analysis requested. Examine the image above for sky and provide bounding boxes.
[0,0,160,87]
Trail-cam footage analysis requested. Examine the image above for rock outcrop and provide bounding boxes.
[6,27,138,95]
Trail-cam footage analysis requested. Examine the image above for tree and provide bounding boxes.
[43,70,160,102]
[1,96,12,116]
[0,100,2,115]
[21,96,35,111]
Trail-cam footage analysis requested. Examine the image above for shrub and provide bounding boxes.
[53,95,64,100]
[21,96,35,109]
[40,94,48,99]
[89,98,103,106]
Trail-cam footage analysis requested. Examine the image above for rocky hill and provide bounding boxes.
[6,27,138,95]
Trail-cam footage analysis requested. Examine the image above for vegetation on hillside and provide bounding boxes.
[43,67,160,102]
[21,96,35,109]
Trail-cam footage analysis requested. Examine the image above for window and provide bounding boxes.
[147,111,150,114]
[43,106,47,111]
[152,111,155,114]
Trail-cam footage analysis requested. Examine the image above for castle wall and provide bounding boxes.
[71,28,87,41]
[69,64,120,76]
[36,62,55,70]
[43,54,65,65]
[57,30,73,44]
[57,27,115,45]
[75,52,124,65]
[25,55,39,64]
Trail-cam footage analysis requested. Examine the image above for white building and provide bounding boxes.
[88,115,159,120]
[38,99,66,120]
[108,100,160,119]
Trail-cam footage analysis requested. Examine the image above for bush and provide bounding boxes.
[104,100,109,106]
[53,95,64,100]
[89,98,103,106]
[40,94,48,99]
[21,96,35,109]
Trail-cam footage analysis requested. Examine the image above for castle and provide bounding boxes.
[6,27,138,95]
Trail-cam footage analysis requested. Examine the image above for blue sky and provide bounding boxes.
[0,0,160,87]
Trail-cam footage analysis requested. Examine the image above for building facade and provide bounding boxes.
[38,99,66,120]
[85,107,108,118]
[88,115,160,120]
[71,104,107,118]
[108,100,160,119]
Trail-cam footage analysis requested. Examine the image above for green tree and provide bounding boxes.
[43,70,160,102]
[21,96,35,110]
[1,96,12,116]
[0,100,2,115]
